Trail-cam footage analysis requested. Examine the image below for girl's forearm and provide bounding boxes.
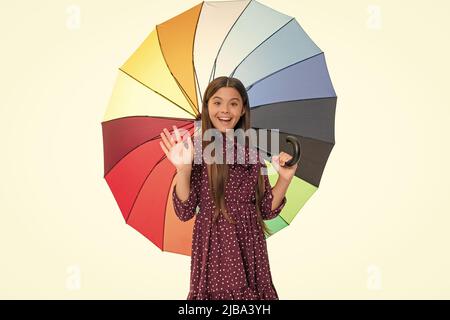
[174,166,192,202]
[271,176,291,210]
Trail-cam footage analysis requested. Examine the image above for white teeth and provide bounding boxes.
[218,117,231,121]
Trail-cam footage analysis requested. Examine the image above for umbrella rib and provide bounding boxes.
[230,17,295,78]
[155,26,198,117]
[125,152,168,224]
[282,215,290,226]
[189,1,204,115]
[194,65,203,110]
[278,215,290,227]
[118,68,197,118]
[246,51,325,92]
[250,127,334,154]
[168,67,198,116]
[103,121,194,178]
[208,59,217,86]
[250,95,337,111]
[209,0,253,82]
[102,115,195,125]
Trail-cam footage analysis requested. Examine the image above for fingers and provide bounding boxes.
[174,127,192,150]
[160,140,169,158]
[277,152,293,167]
[173,125,181,143]
[160,128,175,150]
[279,152,292,161]
[178,127,190,145]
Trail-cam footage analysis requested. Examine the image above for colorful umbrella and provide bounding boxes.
[102,0,336,256]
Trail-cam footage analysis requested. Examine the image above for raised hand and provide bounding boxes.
[159,126,194,173]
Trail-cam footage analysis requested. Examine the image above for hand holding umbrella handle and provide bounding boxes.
[283,136,301,167]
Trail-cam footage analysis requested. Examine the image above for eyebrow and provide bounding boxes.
[211,97,240,101]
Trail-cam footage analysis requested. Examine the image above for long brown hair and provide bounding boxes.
[200,76,272,237]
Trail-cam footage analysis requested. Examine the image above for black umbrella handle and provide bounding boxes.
[283,136,301,167]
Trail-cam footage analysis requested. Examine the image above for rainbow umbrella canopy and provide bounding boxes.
[102,0,336,256]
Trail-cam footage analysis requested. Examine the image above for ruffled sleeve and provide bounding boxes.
[172,163,202,222]
[258,161,287,220]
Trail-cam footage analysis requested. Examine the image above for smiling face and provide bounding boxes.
[207,87,245,134]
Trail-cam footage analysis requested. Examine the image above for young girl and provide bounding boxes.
[159,76,298,300]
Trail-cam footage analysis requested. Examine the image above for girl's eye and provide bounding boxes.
[212,102,238,106]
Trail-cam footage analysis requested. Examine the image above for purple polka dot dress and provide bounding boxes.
[172,135,287,300]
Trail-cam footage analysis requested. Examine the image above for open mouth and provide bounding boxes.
[217,117,232,125]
